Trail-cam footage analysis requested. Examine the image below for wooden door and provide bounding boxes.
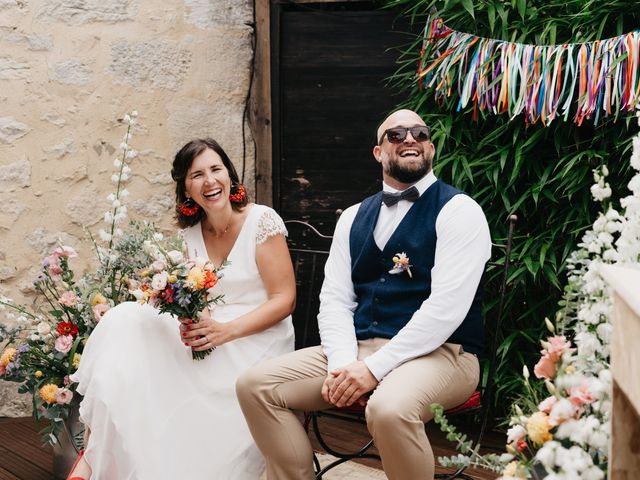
[271,1,413,231]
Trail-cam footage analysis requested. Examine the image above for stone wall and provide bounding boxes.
[0,0,254,416]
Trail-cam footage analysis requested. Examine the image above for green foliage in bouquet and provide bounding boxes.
[382,0,640,411]
[0,112,174,445]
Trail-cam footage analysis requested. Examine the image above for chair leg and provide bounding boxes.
[311,412,381,477]
[435,467,475,479]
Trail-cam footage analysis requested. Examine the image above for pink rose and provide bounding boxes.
[59,291,78,307]
[545,336,573,362]
[92,303,110,322]
[151,260,166,273]
[53,246,78,258]
[538,395,558,413]
[534,354,557,380]
[568,383,595,407]
[54,334,74,354]
[63,375,71,386]
[55,388,73,405]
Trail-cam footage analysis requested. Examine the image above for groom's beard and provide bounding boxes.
[384,154,432,184]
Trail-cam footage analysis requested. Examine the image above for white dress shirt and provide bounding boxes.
[317,171,491,380]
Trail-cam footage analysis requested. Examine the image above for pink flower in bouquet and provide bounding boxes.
[53,246,78,258]
[151,260,166,272]
[93,303,110,322]
[59,291,78,307]
[63,375,71,386]
[568,383,595,407]
[55,388,73,405]
[45,255,63,275]
[0,364,5,376]
[54,334,74,354]
[545,335,573,362]
[151,272,168,291]
[538,395,558,413]
[534,354,557,380]
[127,278,139,290]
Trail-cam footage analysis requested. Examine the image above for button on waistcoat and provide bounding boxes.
[349,180,484,356]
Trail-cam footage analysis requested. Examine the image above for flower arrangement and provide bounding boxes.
[430,106,640,479]
[0,111,173,445]
[133,255,225,360]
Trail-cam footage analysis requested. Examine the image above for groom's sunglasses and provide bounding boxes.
[378,126,431,145]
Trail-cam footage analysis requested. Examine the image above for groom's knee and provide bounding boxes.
[236,365,266,405]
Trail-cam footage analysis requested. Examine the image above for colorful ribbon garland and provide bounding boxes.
[418,15,640,126]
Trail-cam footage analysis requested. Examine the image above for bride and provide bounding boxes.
[67,138,296,479]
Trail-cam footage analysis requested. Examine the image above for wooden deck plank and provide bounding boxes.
[0,416,503,479]
[0,444,50,480]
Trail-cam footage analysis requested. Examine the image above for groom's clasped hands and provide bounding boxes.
[322,360,379,408]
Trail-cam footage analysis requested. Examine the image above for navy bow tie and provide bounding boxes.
[381,186,420,207]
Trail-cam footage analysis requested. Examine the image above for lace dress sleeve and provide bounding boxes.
[256,208,288,244]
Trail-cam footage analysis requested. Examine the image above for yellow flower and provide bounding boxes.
[501,461,526,479]
[39,384,59,404]
[35,370,44,378]
[564,365,576,374]
[168,275,178,284]
[91,293,108,306]
[503,461,518,476]
[0,347,17,367]
[72,353,82,369]
[186,267,205,289]
[526,411,553,444]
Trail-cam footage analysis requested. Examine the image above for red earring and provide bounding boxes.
[229,184,246,204]
[178,197,200,216]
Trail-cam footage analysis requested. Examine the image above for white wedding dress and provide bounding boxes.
[71,205,294,479]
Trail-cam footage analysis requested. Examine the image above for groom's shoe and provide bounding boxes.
[66,450,88,480]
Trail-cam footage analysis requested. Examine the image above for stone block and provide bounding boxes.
[108,40,192,91]
[51,59,92,86]
[0,160,31,191]
[0,116,30,144]
[4,33,54,51]
[0,55,29,80]
[42,138,75,159]
[26,228,79,256]
[0,385,30,417]
[0,196,27,230]
[184,0,253,28]
[65,186,103,226]
[40,112,67,127]
[36,0,137,25]
[131,192,173,221]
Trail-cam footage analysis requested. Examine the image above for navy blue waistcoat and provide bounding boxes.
[349,180,484,355]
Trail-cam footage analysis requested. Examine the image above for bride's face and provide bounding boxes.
[184,148,232,210]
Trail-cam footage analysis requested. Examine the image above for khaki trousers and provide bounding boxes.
[236,339,479,480]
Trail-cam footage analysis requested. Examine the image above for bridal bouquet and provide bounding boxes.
[133,256,225,360]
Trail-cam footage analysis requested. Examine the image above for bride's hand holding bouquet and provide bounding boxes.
[132,255,226,360]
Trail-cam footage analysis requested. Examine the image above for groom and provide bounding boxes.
[237,109,491,479]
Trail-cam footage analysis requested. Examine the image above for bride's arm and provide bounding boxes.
[184,233,295,349]
[225,232,296,338]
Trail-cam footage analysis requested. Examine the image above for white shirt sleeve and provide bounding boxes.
[363,194,491,380]
[317,205,359,373]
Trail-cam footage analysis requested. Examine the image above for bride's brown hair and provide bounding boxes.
[171,138,248,228]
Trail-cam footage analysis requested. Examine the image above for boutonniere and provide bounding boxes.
[389,252,412,278]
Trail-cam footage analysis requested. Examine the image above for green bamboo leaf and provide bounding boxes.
[460,0,474,19]
[487,3,496,32]
[516,0,526,20]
